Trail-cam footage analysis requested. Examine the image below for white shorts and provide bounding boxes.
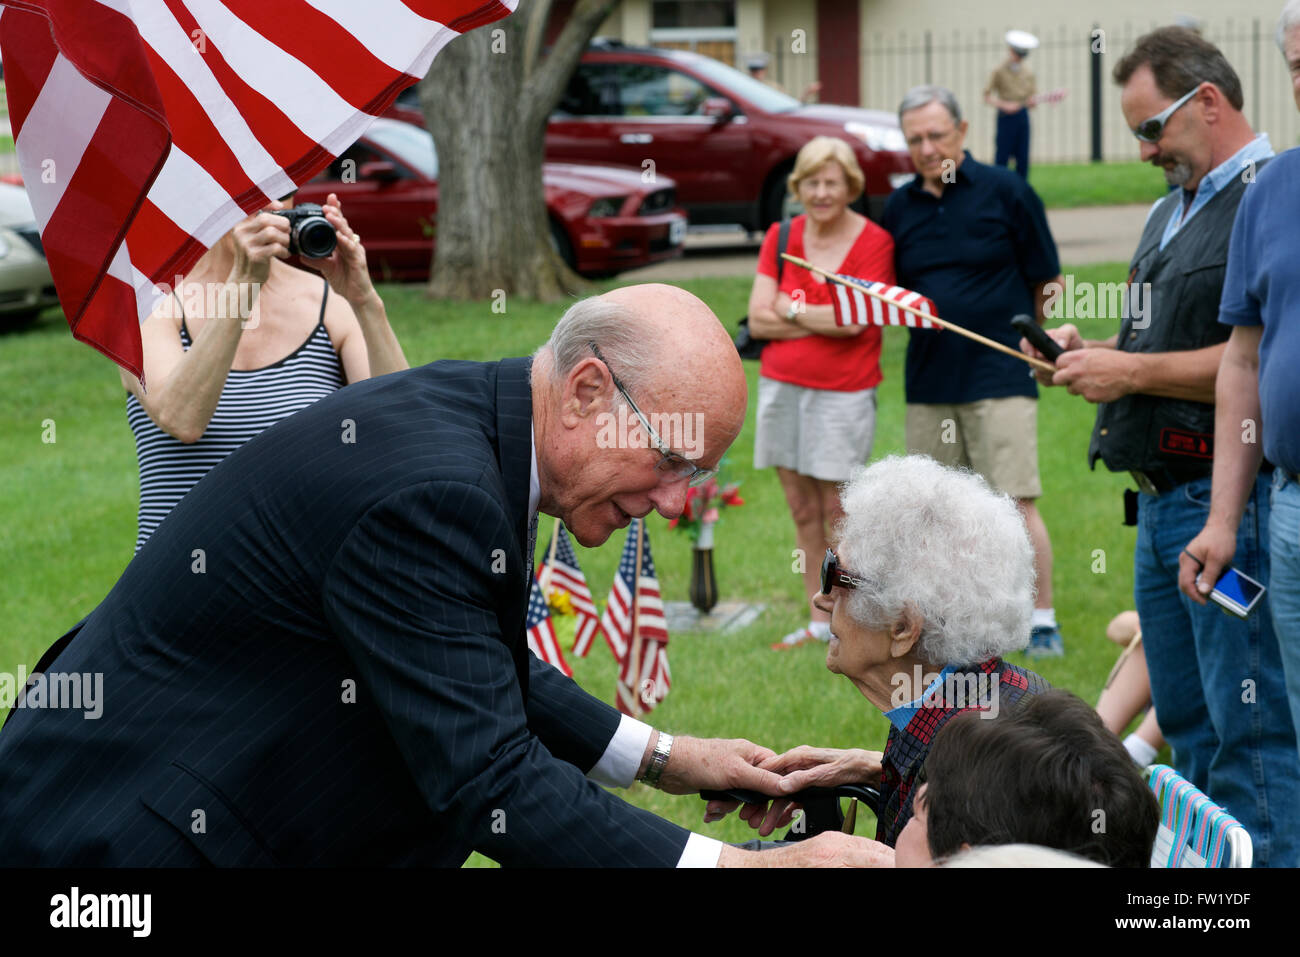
[753,376,877,482]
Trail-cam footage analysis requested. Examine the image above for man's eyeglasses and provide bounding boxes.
[1131,85,1201,143]
[904,128,958,149]
[820,548,866,594]
[589,342,718,488]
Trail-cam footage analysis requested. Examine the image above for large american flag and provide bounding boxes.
[540,522,606,657]
[0,0,516,381]
[830,274,940,330]
[600,518,670,716]
[526,574,571,677]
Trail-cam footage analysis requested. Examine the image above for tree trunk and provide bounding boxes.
[420,0,619,302]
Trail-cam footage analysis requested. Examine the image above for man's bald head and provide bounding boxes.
[538,283,746,434]
[532,284,748,546]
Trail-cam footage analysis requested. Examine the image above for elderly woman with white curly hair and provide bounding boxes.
[720,455,1051,846]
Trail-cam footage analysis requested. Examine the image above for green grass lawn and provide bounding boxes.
[0,267,1149,862]
[1031,160,1168,209]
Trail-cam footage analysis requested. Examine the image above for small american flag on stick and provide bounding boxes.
[526,575,571,677]
[830,275,940,329]
[538,521,606,657]
[600,518,670,716]
[781,251,1058,375]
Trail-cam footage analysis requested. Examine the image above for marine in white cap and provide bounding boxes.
[984,30,1040,177]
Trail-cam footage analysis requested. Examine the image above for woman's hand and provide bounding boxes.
[228,202,291,288]
[764,746,883,794]
[311,193,379,311]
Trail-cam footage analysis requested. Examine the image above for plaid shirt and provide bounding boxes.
[875,657,1050,846]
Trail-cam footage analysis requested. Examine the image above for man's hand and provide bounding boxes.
[1022,323,1084,386]
[1051,347,1139,403]
[1179,522,1239,605]
[718,832,895,868]
[656,735,783,797]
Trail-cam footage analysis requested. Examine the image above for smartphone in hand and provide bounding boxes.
[1208,567,1267,619]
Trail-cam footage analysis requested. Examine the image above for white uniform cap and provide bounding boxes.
[1005,29,1039,52]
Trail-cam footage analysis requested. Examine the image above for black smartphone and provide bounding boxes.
[1011,314,1064,362]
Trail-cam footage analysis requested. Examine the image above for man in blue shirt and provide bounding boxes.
[883,85,1065,656]
[1181,0,1300,812]
[1029,26,1299,866]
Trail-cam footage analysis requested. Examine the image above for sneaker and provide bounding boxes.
[1026,624,1065,658]
[771,627,824,651]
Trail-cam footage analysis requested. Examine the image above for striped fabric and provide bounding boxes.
[0,0,517,380]
[599,518,670,715]
[526,575,572,676]
[1146,764,1253,868]
[831,275,939,329]
[541,522,606,657]
[126,312,343,551]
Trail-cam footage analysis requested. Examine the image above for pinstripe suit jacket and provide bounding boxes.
[0,357,690,866]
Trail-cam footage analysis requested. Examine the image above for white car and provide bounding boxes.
[0,182,58,323]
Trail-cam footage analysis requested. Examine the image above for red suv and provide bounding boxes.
[547,41,915,230]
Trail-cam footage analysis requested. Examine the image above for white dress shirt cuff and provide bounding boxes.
[679,833,725,868]
[587,713,653,788]
[588,716,723,868]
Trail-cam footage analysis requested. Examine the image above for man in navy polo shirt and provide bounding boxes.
[883,84,1065,656]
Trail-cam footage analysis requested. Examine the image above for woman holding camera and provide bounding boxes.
[121,192,407,551]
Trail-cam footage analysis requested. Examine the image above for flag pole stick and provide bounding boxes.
[780,253,1056,375]
[538,518,560,593]
[628,519,646,718]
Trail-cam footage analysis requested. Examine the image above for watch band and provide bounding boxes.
[641,731,673,789]
[785,301,800,322]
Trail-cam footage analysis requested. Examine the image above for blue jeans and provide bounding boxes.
[1136,472,1300,866]
[1269,470,1300,750]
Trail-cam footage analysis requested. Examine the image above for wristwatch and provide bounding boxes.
[784,301,800,323]
[641,731,673,789]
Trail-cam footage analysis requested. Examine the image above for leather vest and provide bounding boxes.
[1088,162,1265,479]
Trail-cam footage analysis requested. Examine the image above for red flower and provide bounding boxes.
[721,485,745,507]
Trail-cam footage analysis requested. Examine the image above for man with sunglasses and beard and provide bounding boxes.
[1021,26,1300,866]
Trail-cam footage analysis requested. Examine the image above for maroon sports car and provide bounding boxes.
[296,118,687,281]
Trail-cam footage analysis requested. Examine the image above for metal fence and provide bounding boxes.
[765,18,1300,164]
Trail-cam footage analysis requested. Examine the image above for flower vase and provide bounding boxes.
[690,520,719,613]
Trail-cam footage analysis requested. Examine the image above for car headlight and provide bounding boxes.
[587,196,628,218]
[845,121,907,153]
[0,234,11,259]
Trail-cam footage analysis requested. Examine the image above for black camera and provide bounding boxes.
[275,203,336,259]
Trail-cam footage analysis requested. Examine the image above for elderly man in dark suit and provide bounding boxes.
[0,283,877,867]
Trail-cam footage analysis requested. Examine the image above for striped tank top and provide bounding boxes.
[126,283,346,552]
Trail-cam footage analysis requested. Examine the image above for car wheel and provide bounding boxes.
[762,165,797,228]
[548,219,576,271]
[0,308,42,331]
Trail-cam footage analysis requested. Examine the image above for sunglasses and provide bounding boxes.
[1131,85,1201,143]
[820,548,866,595]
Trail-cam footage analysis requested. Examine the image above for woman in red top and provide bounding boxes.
[746,136,896,649]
